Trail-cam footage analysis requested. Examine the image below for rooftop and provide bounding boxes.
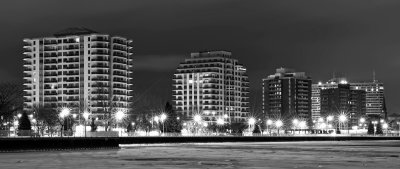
[53,27,98,37]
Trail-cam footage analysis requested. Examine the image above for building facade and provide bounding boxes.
[172,51,249,123]
[351,81,386,118]
[320,84,366,127]
[23,28,133,118]
[262,68,312,122]
[312,77,385,120]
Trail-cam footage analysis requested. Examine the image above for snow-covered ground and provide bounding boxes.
[0,141,399,168]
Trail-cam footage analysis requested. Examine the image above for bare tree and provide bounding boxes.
[0,82,23,133]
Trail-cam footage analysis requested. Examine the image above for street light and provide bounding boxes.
[359,118,366,129]
[194,114,202,123]
[115,110,125,136]
[17,113,22,118]
[266,119,273,135]
[160,113,167,134]
[372,121,378,136]
[299,121,307,134]
[216,118,224,125]
[82,111,90,137]
[292,119,299,134]
[276,120,283,135]
[382,123,388,136]
[339,114,347,132]
[59,108,70,137]
[248,117,256,133]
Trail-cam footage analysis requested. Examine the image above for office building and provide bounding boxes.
[320,83,366,127]
[312,77,386,120]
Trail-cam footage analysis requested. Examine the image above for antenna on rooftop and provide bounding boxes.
[373,70,376,83]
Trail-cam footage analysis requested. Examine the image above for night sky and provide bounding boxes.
[1,0,399,114]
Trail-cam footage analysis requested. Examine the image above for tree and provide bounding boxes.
[231,123,247,135]
[376,122,383,135]
[253,124,261,134]
[137,114,151,132]
[90,118,97,132]
[163,102,182,133]
[0,82,23,133]
[367,121,374,135]
[126,122,133,132]
[36,106,58,136]
[18,112,31,130]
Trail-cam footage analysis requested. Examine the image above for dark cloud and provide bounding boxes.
[1,0,400,113]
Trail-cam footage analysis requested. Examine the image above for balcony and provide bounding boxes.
[92,51,110,55]
[91,37,109,42]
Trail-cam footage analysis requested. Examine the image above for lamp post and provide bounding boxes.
[372,121,378,136]
[299,121,307,135]
[83,111,89,137]
[275,120,283,135]
[339,114,347,134]
[115,110,125,136]
[266,119,273,136]
[359,118,365,129]
[193,114,202,135]
[248,118,255,134]
[160,113,167,134]
[382,123,388,136]
[59,108,70,137]
[397,121,400,137]
[292,119,299,134]
[216,118,224,135]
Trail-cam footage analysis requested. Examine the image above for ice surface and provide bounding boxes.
[0,141,399,169]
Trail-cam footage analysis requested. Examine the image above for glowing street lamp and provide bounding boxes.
[248,117,256,133]
[248,118,256,126]
[216,118,224,125]
[160,113,167,134]
[59,108,70,137]
[154,116,159,122]
[359,117,366,129]
[115,111,125,122]
[382,123,388,135]
[372,121,378,136]
[299,121,307,133]
[339,115,347,123]
[194,114,202,123]
[266,119,273,135]
[292,119,299,125]
[83,111,90,120]
[327,116,333,122]
[17,113,22,118]
[275,120,283,135]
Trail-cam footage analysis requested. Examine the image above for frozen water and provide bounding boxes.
[0,141,399,168]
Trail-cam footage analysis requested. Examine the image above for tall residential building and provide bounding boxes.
[262,68,312,122]
[23,28,134,118]
[320,84,366,127]
[172,51,249,123]
[312,77,386,119]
